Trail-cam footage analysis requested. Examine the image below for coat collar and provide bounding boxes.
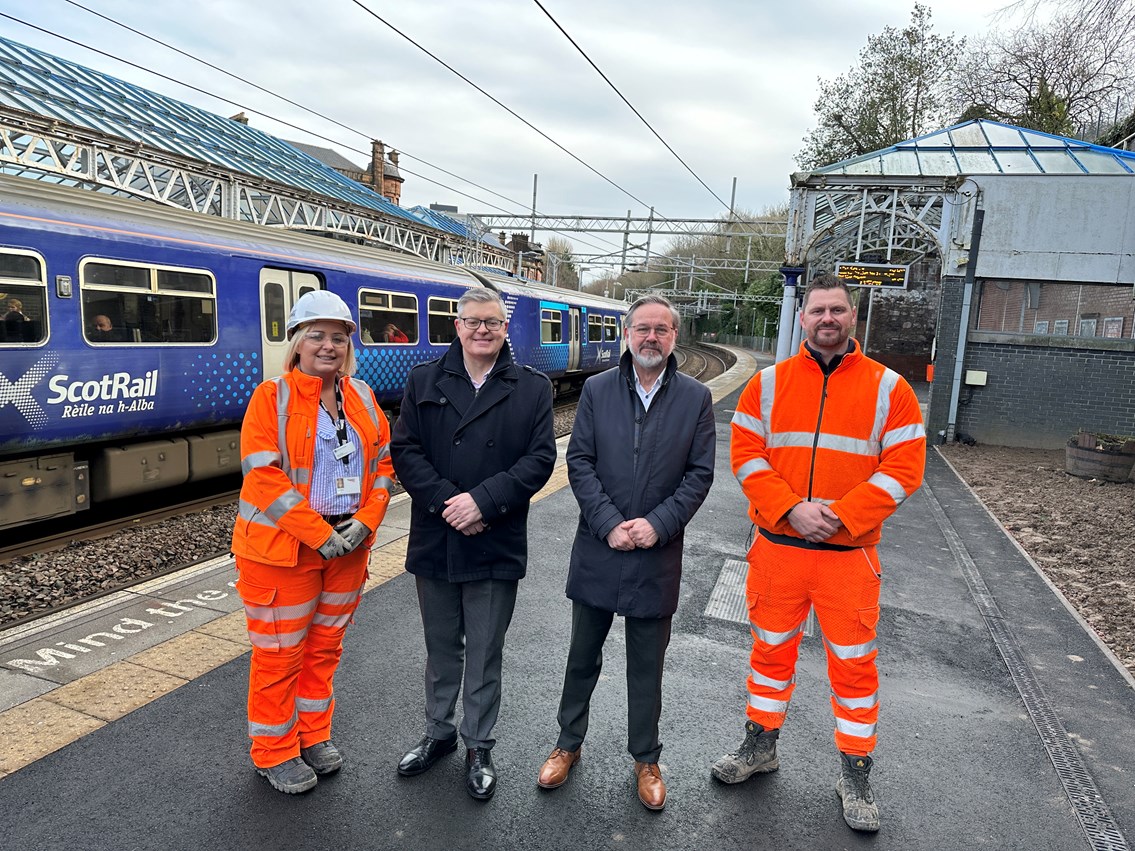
[437,338,518,432]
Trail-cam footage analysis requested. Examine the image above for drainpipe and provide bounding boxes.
[946,208,984,442]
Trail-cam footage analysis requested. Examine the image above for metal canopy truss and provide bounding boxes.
[470,213,787,239]
[576,254,781,274]
[0,106,519,272]
[787,175,956,272]
[626,288,784,313]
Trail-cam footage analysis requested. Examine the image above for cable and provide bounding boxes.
[349,0,667,219]
[0,10,621,253]
[532,0,731,211]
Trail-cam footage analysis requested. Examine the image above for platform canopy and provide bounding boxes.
[787,120,1135,272]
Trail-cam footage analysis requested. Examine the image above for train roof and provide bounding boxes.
[485,273,629,311]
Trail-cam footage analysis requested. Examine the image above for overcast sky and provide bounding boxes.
[1,0,1017,250]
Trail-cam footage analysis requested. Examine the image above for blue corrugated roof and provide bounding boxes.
[0,35,424,222]
[813,119,1135,177]
[408,205,504,247]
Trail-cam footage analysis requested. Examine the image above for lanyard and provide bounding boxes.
[320,383,351,466]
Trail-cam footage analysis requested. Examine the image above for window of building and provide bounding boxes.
[541,308,563,343]
[975,280,1132,344]
[80,259,216,344]
[428,297,459,345]
[359,289,418,345]
[587,314,602,343]
[0,249,48,345]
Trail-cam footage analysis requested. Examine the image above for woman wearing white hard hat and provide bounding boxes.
[231,289,395,794]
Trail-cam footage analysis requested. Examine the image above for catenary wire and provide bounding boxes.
[531,0,732,211]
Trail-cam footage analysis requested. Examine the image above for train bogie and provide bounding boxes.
[0,174,627,529]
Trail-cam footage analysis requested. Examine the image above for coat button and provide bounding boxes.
[636,416,642,423]
[487,439,495,447]
[498,505,507,512]
[454,438,461,445]
[440,396,447,404]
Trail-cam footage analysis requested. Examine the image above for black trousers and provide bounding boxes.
[555,600,672,763]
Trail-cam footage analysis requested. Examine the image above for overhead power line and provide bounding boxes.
[531,0,732,211]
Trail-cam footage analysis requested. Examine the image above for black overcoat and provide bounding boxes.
[391,339,555,583]
[565,350,716,618]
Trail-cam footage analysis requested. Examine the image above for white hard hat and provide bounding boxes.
[286,290,357,339]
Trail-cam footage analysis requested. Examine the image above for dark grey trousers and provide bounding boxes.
[415,575,518,750]
[555,600,672,763]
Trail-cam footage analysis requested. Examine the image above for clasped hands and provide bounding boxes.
[317,518,373,560]
[443,492,487,536]
[605,518,658,552]
[787,502,842,543]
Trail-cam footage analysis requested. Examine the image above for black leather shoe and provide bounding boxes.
[465,747,496,800]
[397,734,458,777]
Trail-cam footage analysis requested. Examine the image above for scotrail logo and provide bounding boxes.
[0,353,60,429]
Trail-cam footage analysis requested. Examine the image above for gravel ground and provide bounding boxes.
[938,443,1135,677]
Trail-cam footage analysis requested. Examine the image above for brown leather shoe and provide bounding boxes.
[537,747,581,789]
[634,761,666,811]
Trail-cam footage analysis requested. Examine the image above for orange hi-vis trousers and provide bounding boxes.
[236,545,368,769]
[745,534,882,756]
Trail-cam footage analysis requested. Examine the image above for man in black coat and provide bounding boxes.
[536,295,716,811]
[391,288,555,801]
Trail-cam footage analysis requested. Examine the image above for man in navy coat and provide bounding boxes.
[536,295,716,811]
[391,288,555,801]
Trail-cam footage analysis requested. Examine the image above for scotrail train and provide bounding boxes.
[0,173,627,529]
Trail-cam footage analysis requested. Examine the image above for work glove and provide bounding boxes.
[317,530,353,560]
[335,518,373,552]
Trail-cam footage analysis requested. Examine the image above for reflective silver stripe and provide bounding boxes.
[249,709,297,738]
[868,471,908,505]
[242,450,281,475]
[293,467,310,486]
[348,378,381,431]
[832,691,878,710]
[320,589,361,606]
[734,458,769,487]
[247,628,308,649]
[835,717,876,738]
[274,377,291,479]
[374,476,394,492]
[264,489,305,522]
[882,422,925,449]
[377,443,391,460]
[313,611,353,628]
[751,668,793,690]
[870,369,901,446]
[769,430,879,457]
[368,457,379,476]
[759,365,776,442]
[296,695,333,713]
[731,410,762,435]
[238,498,277,527]
[243,597,319,623]
[748,693,789,713]
[823,634,877,660]
[768,431,820,449]
[752,621,804,647]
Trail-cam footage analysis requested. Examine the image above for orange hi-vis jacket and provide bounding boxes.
[231,368,394,566]
[731,340,925,548]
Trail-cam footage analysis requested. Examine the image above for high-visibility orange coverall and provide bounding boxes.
[231,368,393,769]
[731,340,925,755]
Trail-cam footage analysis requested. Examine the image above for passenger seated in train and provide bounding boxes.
[383,322,409,343]
[89,314,124,343]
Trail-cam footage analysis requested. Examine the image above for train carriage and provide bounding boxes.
[0,174,626,529]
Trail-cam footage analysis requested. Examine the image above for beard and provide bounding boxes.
[631,346,666,370]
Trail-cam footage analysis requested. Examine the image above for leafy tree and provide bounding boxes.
[796,4,963,170]
[543,235,579,289]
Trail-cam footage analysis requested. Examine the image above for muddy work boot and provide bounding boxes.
[710,720,780,783]
[836,752,880,832]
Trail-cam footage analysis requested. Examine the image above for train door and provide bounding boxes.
[567,307,581,371]
[260,269,319,379]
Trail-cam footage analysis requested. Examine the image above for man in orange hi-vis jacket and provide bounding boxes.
[712,273,925,833]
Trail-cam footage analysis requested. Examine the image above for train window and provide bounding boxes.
[427,297,459,345]
[541,309,563,344]
[263,283,286,343]
[587,314,603,343]
[80,259,217,345]
[604,317,618,341]
[359,288,418,345]
[0,249,48,345]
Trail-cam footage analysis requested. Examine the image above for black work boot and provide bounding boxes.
[836,752,880,832]
[710,720,780,784]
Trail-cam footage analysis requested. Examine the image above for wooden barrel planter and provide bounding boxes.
[1065,435,1135,483]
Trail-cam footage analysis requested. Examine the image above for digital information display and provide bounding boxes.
[834,262,909,289]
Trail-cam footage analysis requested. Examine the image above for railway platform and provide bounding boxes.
[1,347,1132,850]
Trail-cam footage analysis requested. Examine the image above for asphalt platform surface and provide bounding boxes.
[1,350,1133,850]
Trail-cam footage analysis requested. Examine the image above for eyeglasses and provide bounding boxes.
[630,324,674,337]
[303,331,351,347]
[458,317,505,330]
